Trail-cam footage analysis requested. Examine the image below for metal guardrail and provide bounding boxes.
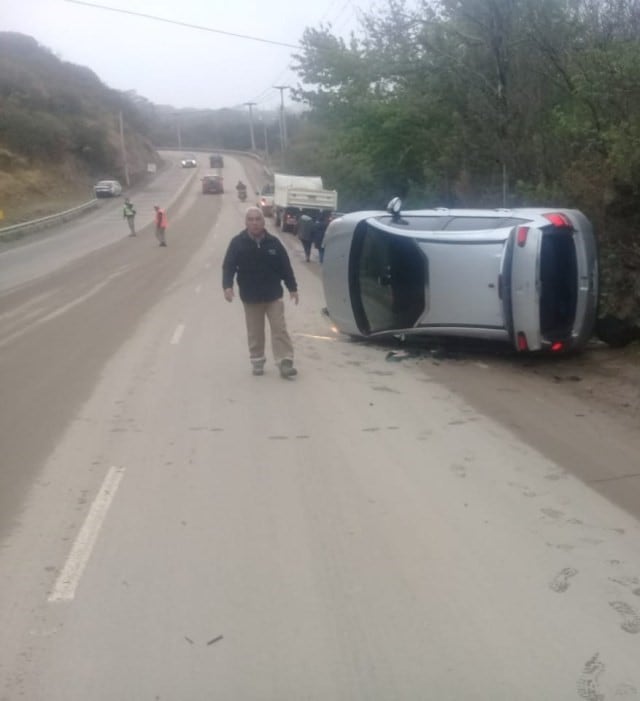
[0,199,99,241]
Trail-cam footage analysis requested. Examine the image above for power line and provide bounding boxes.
[248,0,353,106]
[64,0,300,49]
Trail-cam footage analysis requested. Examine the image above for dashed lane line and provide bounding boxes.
[170,323,185,345]
[48,466,126,603]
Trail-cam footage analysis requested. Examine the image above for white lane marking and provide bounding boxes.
[48,466,125,603]
[0,267,131,350]
[0,291,56,324]
[170,323,185,345]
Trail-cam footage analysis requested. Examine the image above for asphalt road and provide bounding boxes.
[1,153,640,700]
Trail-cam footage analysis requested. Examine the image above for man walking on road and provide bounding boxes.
[222,207,299,378]
[123,197,136,236]
[154,205,168,246]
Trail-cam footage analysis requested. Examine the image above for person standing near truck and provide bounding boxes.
[123,197,136,236]
[312,211,330,263]
[297,212,314,262]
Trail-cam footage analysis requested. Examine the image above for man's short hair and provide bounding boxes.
[245,206,264,221]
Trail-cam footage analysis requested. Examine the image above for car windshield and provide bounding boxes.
[349,222,427,334]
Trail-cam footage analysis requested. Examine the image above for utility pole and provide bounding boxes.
[175,113,182,150]
[259,114,270,164]
[118,110,130,187]
[244,102,257,151]
[273,85,289,161]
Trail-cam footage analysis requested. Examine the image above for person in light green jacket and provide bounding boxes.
[123,198,136,236]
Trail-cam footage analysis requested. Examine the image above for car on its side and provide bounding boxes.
[202,174,224,194]
[94,180,122,197]
[322,200,598,353]
[209,153,224,168]
[181,155,198,168]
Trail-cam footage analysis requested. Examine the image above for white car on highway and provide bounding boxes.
[181,155,197,168]
[93,180,122,198]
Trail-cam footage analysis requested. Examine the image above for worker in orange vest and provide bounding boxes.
[154,205,168,247]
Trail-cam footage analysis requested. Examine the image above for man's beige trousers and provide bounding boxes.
[243,299,293,366]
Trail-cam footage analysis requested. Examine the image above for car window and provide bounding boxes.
[349,222,427,334]
[539,230,578,337]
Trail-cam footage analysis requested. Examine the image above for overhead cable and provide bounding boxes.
[65,0,300,49]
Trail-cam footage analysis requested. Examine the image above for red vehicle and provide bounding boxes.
[202,175,224,194]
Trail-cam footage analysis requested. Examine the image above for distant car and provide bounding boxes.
[202,175,224,194]
[257,183,274,217]
[209,153,224,168]
[322,200,598,353]
[94,180,122,197]
[181,155,197,168]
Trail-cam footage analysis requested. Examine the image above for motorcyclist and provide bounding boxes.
[236,180,247,200]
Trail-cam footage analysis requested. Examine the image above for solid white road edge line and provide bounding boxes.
[170,324,185,345]
[48,466,126,603]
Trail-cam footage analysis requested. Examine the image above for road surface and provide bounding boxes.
[1,152,639,700]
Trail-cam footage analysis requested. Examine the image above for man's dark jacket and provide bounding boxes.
[222,230,298,303]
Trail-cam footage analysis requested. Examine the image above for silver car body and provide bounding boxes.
[322,207,598,352]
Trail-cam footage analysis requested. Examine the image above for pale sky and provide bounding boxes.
[3,0,378,110]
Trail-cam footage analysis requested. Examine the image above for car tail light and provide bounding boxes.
[550,341,565,352]
[517,332,529,351]
[516,226,529,247]
[543,212,572,228]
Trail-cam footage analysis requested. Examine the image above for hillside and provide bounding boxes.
[0,32,161,225]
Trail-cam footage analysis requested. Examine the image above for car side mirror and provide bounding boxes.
[387,197,402,215]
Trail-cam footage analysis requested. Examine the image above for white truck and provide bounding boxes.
[273,173,338,233]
